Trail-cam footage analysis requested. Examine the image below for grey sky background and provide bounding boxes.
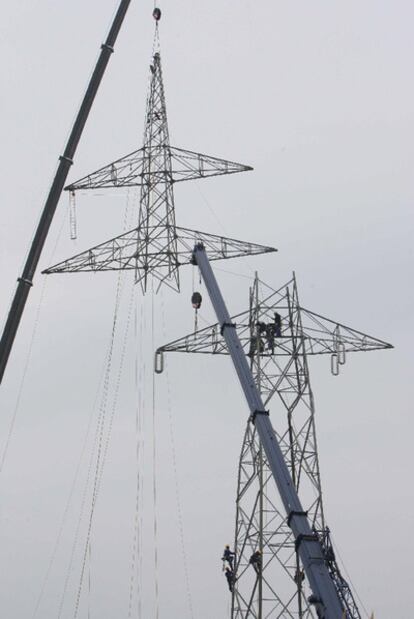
[0,1,413,617]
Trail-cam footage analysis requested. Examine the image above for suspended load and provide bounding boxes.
[153,7,161,21]
[191,292,202,310]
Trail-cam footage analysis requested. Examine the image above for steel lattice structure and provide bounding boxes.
[158,273,391,618]
[44,21,274,291]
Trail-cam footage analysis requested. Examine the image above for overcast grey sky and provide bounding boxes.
[0,1,413,617]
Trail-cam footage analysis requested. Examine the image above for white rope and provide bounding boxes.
[151,280,160,619]
[0,205,68,473]
[160,288,195,619]
[32,349,107,619]
[71,273,125,618]
[128,294,145,617]
[73,274,136,618]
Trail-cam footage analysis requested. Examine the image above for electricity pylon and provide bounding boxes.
[44,12,275,289]
[157,272,392,618]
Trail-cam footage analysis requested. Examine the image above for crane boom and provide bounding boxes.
[0,0,132,385]
[192,243,345,619]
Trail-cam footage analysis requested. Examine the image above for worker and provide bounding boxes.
[307,594,324,618]
[294,568,305,586]
[274,312,282,337]
[222,544,235,570]
[264,323,276,354]
[248,322,265,357]
[224,566,235,592]
[249,550,262,575]
[256,321,267,336]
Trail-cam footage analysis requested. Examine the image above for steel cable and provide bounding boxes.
[0,205,68,472]
[151,281,160,619]
[60,186,135,618]
[73,272,135,618]
[160,288,195,619]
[128,294,145,617]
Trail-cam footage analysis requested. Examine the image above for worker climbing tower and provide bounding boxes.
[157,273,391,618]
[44,9,274,287]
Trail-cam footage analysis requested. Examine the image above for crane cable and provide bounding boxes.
[32,348,108,619]
[151,279,161,619]
[160,288,195,619]
[73,273,135,618]
[128,292,145,618]
[69,272,124,618]
[59,187,136,618]
[0,205,69,473]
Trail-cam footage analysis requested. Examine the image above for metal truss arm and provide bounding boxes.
[0,0,132,385]
[157,278,392,359]
[191,243,345,619]
[43,226,276,281]
[65,145,252,191]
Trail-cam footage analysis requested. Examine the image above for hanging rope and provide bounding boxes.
[0,275,47,473]
[128,294,145,618]
[87,540,91,619]
[56,331,118,619]
[31,349,107,619]
[0,205,69,473]
[32,160,138,619]
[160,288,195,619]
[73,275,135,618]
[70,274,124,618]
[151,280,160,619]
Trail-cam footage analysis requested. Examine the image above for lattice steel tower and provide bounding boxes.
[44,11,274,285]
[158,273,391,618]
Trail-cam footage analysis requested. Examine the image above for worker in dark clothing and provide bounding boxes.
[274,312,282,337]
[222,544,235,570]
[294,568,305,586]
[249,550,262,575]
[224,566,235,592]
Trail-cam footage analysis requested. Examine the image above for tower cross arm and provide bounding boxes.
[42,226,276,281]
[156,280,392,358]
[64,145,252,192]
[299,307,393,356]
[168,146,253,182]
